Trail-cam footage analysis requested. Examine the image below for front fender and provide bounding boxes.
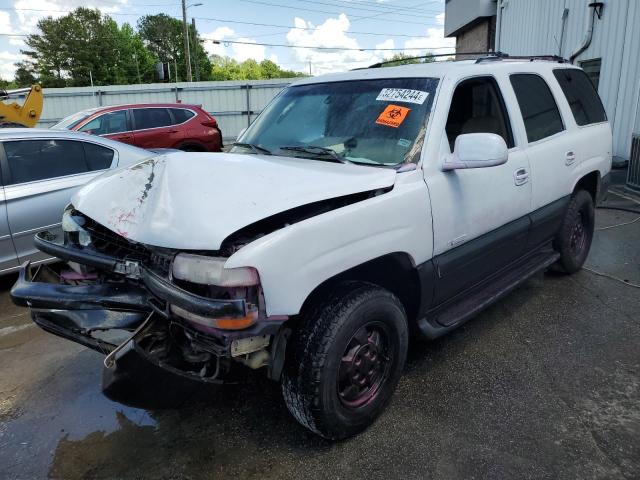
[225,172,433,316]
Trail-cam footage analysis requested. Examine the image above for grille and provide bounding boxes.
[628,134,640,192]
[76,211,175,276]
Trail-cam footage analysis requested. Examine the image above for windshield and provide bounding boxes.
[51,109,97,130]
[233,77,439,166]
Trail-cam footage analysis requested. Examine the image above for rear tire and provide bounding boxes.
[553,190,595,273]
[281,282,408,440]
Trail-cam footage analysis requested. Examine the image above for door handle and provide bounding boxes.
[514,168,529,186]
[166,130,179,133]
[114,135,132,140]
[565,151,576,165]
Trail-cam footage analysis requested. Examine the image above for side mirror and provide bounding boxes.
[442,133,508,171]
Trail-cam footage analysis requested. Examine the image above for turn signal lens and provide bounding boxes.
[171,304,258,331]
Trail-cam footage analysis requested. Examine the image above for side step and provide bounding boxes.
[418,249,560,339]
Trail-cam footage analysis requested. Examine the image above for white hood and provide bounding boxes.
[72,152,397,250]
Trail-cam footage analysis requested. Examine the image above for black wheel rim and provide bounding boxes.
[337,322,392,409]
[569,209,588,256]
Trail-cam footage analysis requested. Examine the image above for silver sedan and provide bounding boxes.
[0,129,154,274]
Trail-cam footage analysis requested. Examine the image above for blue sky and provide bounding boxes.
[0,0,454,80]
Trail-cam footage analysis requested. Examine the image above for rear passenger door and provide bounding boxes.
[1,139,115,263]
[131,108,184,149]
[509,72,577,248]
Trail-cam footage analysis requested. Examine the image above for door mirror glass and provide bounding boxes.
[443,133,508,171]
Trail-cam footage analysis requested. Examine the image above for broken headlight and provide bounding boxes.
[62,206,91,246]
[172,253,259,287]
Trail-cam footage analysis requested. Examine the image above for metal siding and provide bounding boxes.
[498,0,640,160]
[32,79,292,139]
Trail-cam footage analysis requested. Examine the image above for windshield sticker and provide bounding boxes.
[376,104,411,128]
[397,138,412,148]
[376,88,429,105]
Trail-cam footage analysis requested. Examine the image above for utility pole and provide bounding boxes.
[133,53,141,84]
[308,60,312,76]
[192,17,200,82]
[181,0,193,82]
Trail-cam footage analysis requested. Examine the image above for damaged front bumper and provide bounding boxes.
[11,232,288,383]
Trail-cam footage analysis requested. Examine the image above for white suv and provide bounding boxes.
[12,57,612,439]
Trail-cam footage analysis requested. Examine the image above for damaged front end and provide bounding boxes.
[11,208,290,387]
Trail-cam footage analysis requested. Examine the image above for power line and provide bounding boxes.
[234,0,441,26]
[290,0,443,19]
[206,38,453,52]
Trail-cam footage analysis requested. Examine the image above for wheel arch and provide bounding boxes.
[572,170,600,202]
[298,252,426,326]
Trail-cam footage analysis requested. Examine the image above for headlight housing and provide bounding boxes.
[62,206,92,246]
[172,253,259,287]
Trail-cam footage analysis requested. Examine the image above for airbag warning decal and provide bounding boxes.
[376,104,410,128]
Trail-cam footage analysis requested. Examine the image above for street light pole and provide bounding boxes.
[181,0,192,82]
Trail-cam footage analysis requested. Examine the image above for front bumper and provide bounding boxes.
[11,233,286,360]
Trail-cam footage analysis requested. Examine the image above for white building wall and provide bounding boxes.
[497,0,640,162]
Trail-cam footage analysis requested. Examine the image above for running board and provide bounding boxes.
[418,250,560,339]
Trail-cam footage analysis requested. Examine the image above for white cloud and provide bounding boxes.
[0,51,22,80]
[202,27,268,62]
[285,13,454,74]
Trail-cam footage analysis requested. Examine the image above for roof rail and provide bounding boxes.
[475,53,567,64]
[366,51,496,69]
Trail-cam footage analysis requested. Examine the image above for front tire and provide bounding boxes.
[553,190,595,273]
[281,283,408,440]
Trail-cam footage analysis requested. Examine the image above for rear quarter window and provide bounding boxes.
[553,68,606,126]
[170,108,195,124]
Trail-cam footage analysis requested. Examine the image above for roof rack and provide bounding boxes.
[475,52,567,63]
[366,51,495,69]
[364,51,567,69]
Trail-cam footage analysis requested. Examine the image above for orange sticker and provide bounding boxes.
[375,104,411,128]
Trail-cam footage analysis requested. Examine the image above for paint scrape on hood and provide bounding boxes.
[71,152,397,250]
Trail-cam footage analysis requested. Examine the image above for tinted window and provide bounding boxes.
[83,142,115,170]
[133,108,172,129]
[171,108,195,124]
[510,74,564,142]
[553,68,606,126]
[78,110,128,135]
[4,140,87,185]
[445,76,514,150]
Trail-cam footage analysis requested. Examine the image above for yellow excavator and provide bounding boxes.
[0,85,43,128]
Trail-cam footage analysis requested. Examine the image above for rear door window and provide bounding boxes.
[133,108,173,130]
[170,108,195,124]
[82,142,115,170]
[78,110,128,135]
[4,140,89,185]
[510,74,564,142]
[553,68,606,126]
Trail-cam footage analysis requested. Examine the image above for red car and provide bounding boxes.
[52,103,222,152]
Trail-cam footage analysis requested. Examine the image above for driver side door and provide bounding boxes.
[425,75,532,306]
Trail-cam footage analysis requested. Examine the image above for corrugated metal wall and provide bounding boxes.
[497,0,640,162]
[27,79,291,140]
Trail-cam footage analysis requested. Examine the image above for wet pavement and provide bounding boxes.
[1,185,639,479]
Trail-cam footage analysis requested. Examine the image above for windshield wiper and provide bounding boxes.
[279,145,351,164]
[233,142,272,155]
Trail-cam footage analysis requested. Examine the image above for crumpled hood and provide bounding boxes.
[72,152,397,250]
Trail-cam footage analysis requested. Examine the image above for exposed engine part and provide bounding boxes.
[235,349,270,369]
[231,334,271,357]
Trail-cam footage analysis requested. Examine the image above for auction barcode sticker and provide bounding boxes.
[376,88,428,105]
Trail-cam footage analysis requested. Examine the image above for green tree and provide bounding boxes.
[210,56,305,80]
[12,61,38,88]
[22,8,157,87]
[137,14,212,81]
[381,52,435,67]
